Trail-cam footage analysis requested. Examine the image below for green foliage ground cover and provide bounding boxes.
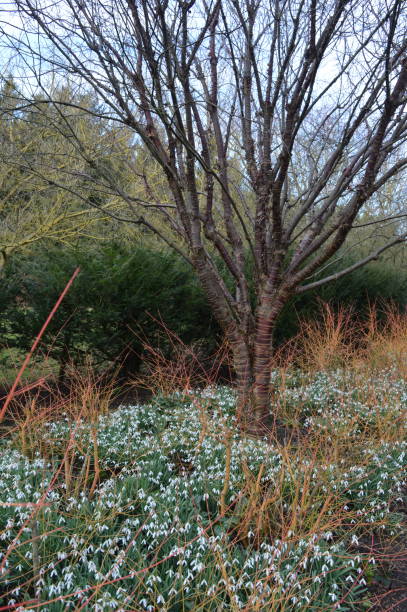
[0,369,406,610]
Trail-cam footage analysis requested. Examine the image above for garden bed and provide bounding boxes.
[0,368,406,610]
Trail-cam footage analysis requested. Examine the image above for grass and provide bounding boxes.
[0,303,406,611]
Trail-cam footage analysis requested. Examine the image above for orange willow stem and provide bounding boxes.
[0,267,80,424]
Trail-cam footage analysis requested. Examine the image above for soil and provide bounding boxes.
[366,489,407,611]
[367,534,407,611]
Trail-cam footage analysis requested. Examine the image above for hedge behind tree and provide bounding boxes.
[0,241,220,380]
[275,253,407,344]
[0,241,405,381]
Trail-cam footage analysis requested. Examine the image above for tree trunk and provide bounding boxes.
[231,332,275,434]
[231,336,254,427]
[193,253,289,436]
[233,289,290,436]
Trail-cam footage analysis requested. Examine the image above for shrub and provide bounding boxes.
[275,255,407,346]
[0,241,220,381]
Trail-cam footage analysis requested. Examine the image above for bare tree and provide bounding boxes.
[2,0,407,432]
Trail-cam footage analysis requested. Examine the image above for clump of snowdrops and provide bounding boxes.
[0,361,406,611]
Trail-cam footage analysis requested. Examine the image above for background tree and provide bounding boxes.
[1,0,407,432]
[0,78,132,268]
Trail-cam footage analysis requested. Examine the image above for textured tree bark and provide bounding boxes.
[252,298,287,430]
[232,288,291,436]
[231,329,274,435]
[231,336,254,426]
[232,333,274,436]
[193,247,292,436]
